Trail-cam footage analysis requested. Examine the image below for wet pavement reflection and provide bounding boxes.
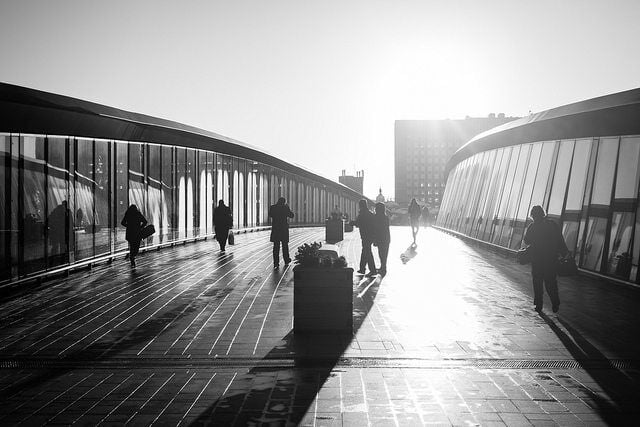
[0,226,639,425]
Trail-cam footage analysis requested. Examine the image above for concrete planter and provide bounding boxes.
[293,266,353,334]
[325,219,344,243]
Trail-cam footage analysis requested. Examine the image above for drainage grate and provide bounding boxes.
[0,357,637,371]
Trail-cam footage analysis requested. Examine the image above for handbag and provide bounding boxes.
[557,255,578,276]
[516,246,531,265]
[140,224,156,240]
[228,230,235,245]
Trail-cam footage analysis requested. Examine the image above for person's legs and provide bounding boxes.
[544,268,560,312]
[531,263,544,310]
[129,240,140,266]
[282,241,291,264]
[378,243,389,274]
[363,240,376,274]
[219,229,228,251]
[273,241,280,266]
[358,241,367,273]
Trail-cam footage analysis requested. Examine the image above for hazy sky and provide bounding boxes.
[1,0,640,199]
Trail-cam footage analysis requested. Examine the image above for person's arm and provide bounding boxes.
[121,215,127,227]
[523,224,532,245]
[555,223,569,256]
[287,205,294,218]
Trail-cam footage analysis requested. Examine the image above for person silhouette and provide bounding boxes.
[213,200,232,252]
[373,202,390,276]
[269,197,294,268]
[352,199,377,276]
[422,205,430,228]
[48,200,71,257]
[121,204,147,267]
[523,205,569,313]
[408,198,421,243]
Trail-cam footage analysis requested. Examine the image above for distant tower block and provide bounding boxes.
[339,170,364,195]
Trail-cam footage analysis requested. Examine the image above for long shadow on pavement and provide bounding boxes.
[189,274,383,426]
[541,313,640,424]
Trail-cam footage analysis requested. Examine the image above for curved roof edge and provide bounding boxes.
[446,87,640,171]
[0,82,363,198]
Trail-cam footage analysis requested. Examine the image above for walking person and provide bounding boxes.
[373,202,390,276]
[121,204,147,267]
[422,205,430,228]
[352,199,377,276]
[523,205,569,313]
[47,200,71,260]
[408,198,422,244]
[269,197,294,268]
[213,200,232,252]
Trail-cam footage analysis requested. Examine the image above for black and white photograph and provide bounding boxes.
[1,1,640,425]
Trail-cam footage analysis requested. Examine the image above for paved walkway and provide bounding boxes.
[1,227,639,426]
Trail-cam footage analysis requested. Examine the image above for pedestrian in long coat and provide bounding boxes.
[408,198,421,243]
[269,197,294,268]
[352,199,377,276]
[121,204,147,267]
[373,202,390,276]
[213,200,233,252]
[523,205,568,313]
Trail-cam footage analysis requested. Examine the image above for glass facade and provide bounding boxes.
[0,133,359,284]
[437,135,640,284]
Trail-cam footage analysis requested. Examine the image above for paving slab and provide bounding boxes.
[1,227,639,425]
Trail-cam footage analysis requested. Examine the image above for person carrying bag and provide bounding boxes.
[523,205,569,313]
[213,200,233,252]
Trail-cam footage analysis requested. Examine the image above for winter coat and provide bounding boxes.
[213,205,233,231]
[373,213,390,245]
[121,209,147,242]
[353,209,375,241]
[269,203,294,242]
[523,218,568,266]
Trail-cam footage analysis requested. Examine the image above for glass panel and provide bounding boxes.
[0,135,9,279]
[547,140,574,216]
[633,206,640,282]
[238,162,245,228]
[607,211,634,278]
[491,146,519,243]
[115,142,129,251]
[186,149,196,238]
[482,148,509,241]
[46,137,70,268]
[75,138,94,260]
[198,151,207,235]
[614,137,640,200]
[510,143,542,249]
[129,143,145,216]
[177,148,186,239]
[94,140,110,256]
[565,139,592,211]
[590,137,619,206]
[581,216,608,270]
[161,146,174,242]
[499,145,529,247]
[148,144,161,246]
[21,136,47,274]
[232,167,239,228]
[207,153,215,233]
[529,142,555,210]
[562,221,580,256]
